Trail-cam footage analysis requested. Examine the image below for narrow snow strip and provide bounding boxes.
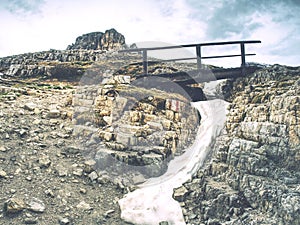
[119,99,228,225]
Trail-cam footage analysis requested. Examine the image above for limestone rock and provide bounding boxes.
[76,201,92,210]
[173,186,188,201]
[0,169,8,178]
[48,109,60,118]
[4,198,26,213]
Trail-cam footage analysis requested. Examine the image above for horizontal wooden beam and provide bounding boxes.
[119,40,261,53]
[148,57,197,63]
[202,53,256,59]
[129,54,256,64]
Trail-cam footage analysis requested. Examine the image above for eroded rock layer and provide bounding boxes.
[176,65,300,225]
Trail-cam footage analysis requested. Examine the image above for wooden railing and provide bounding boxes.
[119,40,261,75]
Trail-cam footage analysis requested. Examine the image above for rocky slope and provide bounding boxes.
[0,81,130,225]
[1,29,299,225]
[0,29,202,224]
[176,65,300,225]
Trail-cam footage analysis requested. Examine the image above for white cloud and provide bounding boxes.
[0,0,299,66]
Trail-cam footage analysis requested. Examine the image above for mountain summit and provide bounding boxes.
[67,28,126,51]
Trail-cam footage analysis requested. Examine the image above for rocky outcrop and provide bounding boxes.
[0,28,126,79]
[72,77,199,177]
[67,29,125,51]
[175,65,300,225]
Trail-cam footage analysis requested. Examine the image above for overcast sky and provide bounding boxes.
[0,0,299,66]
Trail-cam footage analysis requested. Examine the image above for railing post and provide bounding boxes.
[142,50,148,75]
[240,43,246,67]
[196,45,202,70]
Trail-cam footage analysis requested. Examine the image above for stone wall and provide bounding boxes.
[175,65,300,225]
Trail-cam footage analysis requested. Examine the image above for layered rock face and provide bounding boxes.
[67,29,125,51]
[176,65,300,225]
[72,75,199,178]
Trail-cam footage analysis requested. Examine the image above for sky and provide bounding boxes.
[0,0,299,67]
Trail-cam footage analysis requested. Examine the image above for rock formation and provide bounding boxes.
[67,28,126,51]
[0,29,299,224]
[175,64,300,225]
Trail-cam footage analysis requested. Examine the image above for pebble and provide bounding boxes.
[45,189,55,198]
[79,188,87,194]
[73,168,83,177]
[59,217,70,225]
[24,218,38,224]
[76,201,92,210]
[38,155,51,168]
[24,102,37,111]
[88,171,98,181]
[104,209,115,218]
[26,198,46,213]
[56,165,68,177]
[48,109,61,118]
[0,169,8,178]
[0,145,6,152]
[84,159,96,173]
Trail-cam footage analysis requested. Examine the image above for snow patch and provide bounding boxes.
[119,99,228,225]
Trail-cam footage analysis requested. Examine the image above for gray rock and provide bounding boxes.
[26,198,45,213]
[159,221,169,225]
[24,102,37,111]
[88,171,98,181]
[132,174,145,185]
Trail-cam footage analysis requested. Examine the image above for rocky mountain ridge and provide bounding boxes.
[0,28,127,79]
[0,29,299,225]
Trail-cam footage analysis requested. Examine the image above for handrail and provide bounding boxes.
[119,40,261,74]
